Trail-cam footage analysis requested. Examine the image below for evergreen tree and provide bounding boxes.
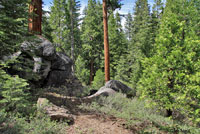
[42,10,53,42]
[139,0,200,123]
[0,67,29,113]
[67,0,81,73]
[131,0,151,57]
[0,0,31,114]
[103,0,122,82]
[108,12,127,78]
[124,12,133,41]
[0,0,29,57]
[79,0,103,84]
[115,12,132,83]
[49,0,69,53]
[129,0,151,88]
[150,0,164,47]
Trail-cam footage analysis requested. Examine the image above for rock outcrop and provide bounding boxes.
[3,36,83,96]
[87,87,116,99]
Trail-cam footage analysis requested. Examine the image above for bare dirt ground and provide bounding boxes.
[42,92,133,134]
[66,113,133,134]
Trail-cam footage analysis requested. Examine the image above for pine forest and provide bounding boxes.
[0,0,200,133]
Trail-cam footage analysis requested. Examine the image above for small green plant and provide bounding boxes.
[75,56,90,85]
[0,110,7,125]
[92,69,105,89]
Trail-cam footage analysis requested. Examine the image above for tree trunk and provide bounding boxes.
[90,60,94,85]
[29,0,42,35]
[70,0,75,75]
[103,0,110,82]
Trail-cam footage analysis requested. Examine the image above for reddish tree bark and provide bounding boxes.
[103,0,110,82]
[29,0,42,35]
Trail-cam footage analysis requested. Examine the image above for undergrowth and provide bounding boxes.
[80,93,200,133]
[0,112,67,134]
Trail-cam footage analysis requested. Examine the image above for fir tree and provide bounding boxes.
[139,0,200,123]
[150,0,164,47]
[79,0,103,84]
[124,12,133,41]
[0,0,29,57]
[108,12,127,78]
[129,0,151,88]
[42,10,53,42]
[67,0,81,73]
[49,0,69,53]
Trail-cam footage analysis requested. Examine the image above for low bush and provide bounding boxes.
[0,115,67,134]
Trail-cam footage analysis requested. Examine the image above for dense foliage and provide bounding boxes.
[0,0,29,57]
[0,0,32,115]
[49,0,80,64]
[0,66,30,113]
[139,0,200,124]
[77,0,104,84]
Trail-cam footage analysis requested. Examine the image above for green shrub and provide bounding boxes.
[0,111,7,125]
[138,0,200,125]
[92,69,105,89]
[75,56,90,85]
[1,115,67,134]
[0,67,30,114]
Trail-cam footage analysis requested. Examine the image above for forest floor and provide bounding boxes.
[66,111,132,134]
[43,92,133,134]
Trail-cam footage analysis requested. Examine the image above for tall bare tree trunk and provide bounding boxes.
[103,0,110,82]
[70,0,75,75]
[29,0,42,35]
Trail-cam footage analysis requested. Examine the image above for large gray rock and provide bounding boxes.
[105,80,132,94]
[86,80,136,99]
[51,52,72,71]
[3,36,83,96]
[46,70,71,87]
[87,87,116,99]
[41,39,56,60]
[21,36,56,60]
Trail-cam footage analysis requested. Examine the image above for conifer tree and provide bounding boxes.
[115,12,132,83]
[103,0,122,82]
[0,0,29,57]
[42,10,53,42]
[108,12,127,78]
[0,0,31,113]
[67,0,81,73]
[79,0,103,84]
[139,0,200,123]
[150,0,163,47]
[129,0,151,88]
[49,0,69,53]
[124,12,133,41]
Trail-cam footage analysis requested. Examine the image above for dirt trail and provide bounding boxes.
[42,92,133,134]
[66,113,132,134]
